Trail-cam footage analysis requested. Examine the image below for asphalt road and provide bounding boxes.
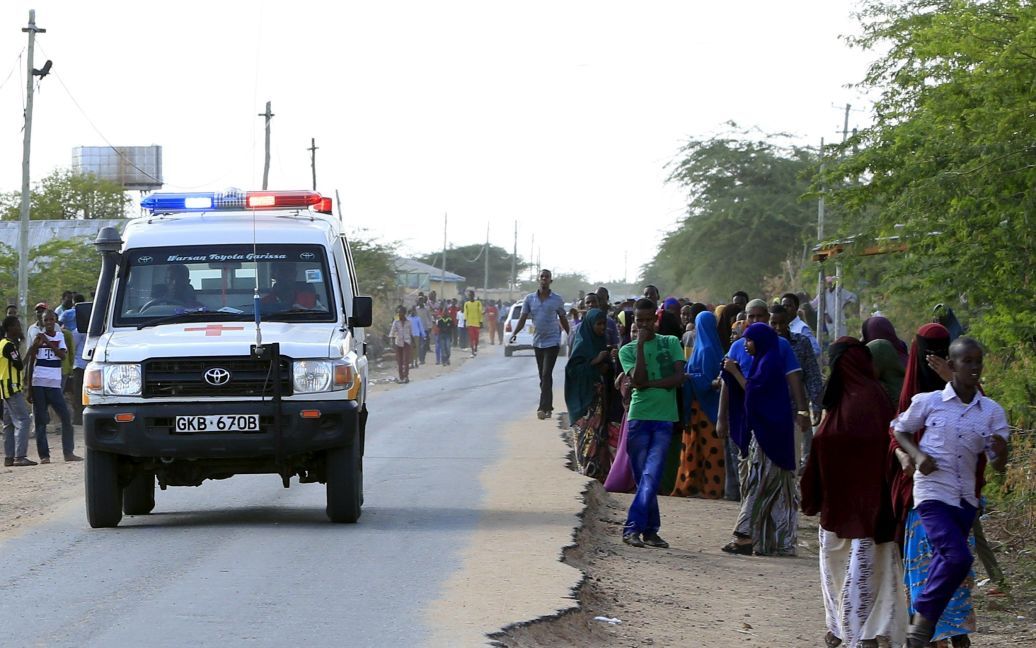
[0,347,563,647]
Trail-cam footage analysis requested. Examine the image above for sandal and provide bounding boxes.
[721,540,753,555]
[824,631,842,648]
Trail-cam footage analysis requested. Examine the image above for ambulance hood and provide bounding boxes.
[96,321,339,362]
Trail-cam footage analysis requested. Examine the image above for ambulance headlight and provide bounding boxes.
[100,364,142,396]
[293,360,333,393]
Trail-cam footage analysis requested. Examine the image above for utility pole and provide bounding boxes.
[308,137,318,191]
[483,223,490,297]
[841,103,852,143]
[441,213,447,297]
[529,234,535,281]
[258,101,274,190]
[18,10,46,320]
[510,220,517,300]
[816,137,827,357]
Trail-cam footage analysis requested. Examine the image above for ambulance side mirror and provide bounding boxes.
[350,296,373,328]
[75,303,92,333]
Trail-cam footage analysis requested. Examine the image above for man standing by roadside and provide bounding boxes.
[66,296,88,425]
[415,294,434,366]
[510,270,570,420]
[2,316,36,467]
[463,290,483,357]
[811,277,857,339]
[54,291,74,318]
[486,300,499,346]
[26,310,81,463]
[618,298,685,548]
[781,292,821,357]
[595,286,621,347]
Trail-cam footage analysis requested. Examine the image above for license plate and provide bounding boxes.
[174,414,260,433]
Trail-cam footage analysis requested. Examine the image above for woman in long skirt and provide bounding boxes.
[801,338,906,647]
[564,308,621,481]
[720,323,798,556]
[671,311,725,497]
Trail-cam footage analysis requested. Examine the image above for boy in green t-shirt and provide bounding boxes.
[617,298,686,549]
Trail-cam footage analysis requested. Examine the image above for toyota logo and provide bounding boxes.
[203,367,231,386]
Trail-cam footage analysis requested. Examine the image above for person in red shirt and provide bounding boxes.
[486,301,499,346]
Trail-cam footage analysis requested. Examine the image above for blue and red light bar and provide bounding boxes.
[141,190,326,213]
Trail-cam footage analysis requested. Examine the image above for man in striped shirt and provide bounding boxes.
[27,310,81,463]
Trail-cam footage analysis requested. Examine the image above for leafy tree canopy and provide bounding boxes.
[822,0,1036,356]
[0,238,101,310]
[416,243,527,289]
[643,126,818,303]
[1,168,130,220]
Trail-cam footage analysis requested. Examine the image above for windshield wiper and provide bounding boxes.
[136,310,240,330]
[262,308,330,321]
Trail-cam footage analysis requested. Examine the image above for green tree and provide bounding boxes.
[0,168,129,220]
[645,127,818,302]
[518,272,588,302]
[0,238,101,309]
[822,0,1036,361]
[417,244,527,289]
[347,234,397,299]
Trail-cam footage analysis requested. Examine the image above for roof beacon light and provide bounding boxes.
[141,190,323,214]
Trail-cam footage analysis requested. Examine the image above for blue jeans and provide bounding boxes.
[3,392,32,459]
[32,385,75,458]
[436,334,451,364]
[914,499,977,623]
[624,419,673,535]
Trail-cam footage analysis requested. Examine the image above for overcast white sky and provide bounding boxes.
[0,1,875,284]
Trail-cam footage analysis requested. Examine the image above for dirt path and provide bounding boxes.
[494,477,1036,647]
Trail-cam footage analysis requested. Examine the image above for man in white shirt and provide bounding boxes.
[26,309,80,462]
[780,292,820,356]
[810,278,857,339]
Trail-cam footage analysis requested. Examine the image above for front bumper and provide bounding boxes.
[85,400,360,459]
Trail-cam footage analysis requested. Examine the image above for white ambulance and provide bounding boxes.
[79,189,371,527]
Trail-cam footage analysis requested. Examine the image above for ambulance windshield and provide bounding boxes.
[113,244,336,327]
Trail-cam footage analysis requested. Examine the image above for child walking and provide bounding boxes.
[893,337,1009,647]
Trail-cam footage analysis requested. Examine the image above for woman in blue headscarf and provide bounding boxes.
[565,308,621,481]
[670,311,726,498]
[721,322,799,556]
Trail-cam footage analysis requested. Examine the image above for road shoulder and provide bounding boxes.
[424,411,590,646]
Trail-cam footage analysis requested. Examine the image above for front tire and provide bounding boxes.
[326,442,362,523]
[86,449,123,528]
[123,472,156,515]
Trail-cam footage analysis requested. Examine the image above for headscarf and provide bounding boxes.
[801,338,896,541]
[897,323,951,414]
[861,316,908,366]
[888,323,964,545]
[742,322,796,470]
[564,309,607,423]
[662,297,680,312]
[866,339,904,408]
[715,303,744,353]
[683,311,723,424]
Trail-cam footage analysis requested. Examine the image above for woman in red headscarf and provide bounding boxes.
[802,338,905,648]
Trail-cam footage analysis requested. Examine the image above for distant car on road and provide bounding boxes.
[503,302,567,357]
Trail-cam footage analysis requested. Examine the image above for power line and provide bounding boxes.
[0,48,25,94]
[34,40,160,184]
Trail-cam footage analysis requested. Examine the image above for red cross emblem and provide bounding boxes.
[184,324,245,337]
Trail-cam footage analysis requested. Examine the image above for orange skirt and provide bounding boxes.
[670,396,726,498]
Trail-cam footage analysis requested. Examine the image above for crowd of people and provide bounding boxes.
[546,277,1010,648]
[2,292,88,467]
[386,289,510,384]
